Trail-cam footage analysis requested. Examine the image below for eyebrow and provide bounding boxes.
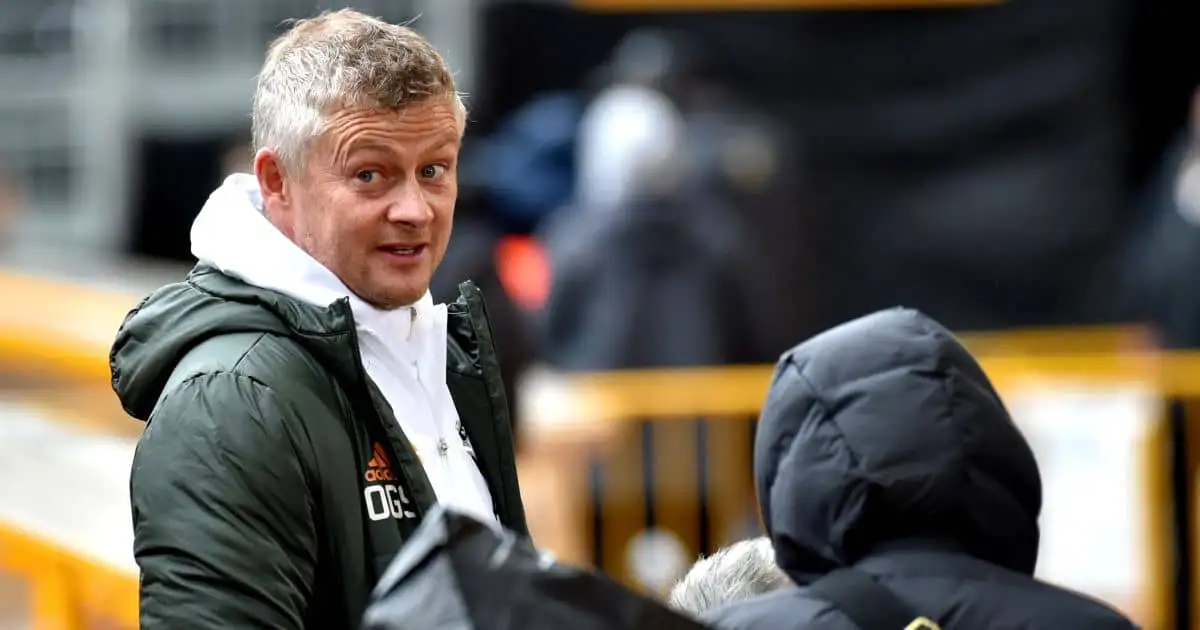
[339,133,461,161]
[430,133,462,151]
[344,139,396,155]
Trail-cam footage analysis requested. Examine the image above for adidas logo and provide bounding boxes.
[365,442,397,483]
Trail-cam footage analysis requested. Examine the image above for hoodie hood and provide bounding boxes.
[756,308,1042,582]
[109,266,361,421]
[111,175,371,421]
[191,173,360,310]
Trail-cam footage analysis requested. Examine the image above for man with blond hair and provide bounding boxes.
[110,10,528,628]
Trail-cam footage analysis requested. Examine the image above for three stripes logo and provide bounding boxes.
[362,442,417,522]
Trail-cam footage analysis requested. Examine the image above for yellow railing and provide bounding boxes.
[0,272,142,629]
[0,272,135,384]
[0,523,138,629]
[0,269,1190,630]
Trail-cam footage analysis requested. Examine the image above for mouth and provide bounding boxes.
[378,244,428,262]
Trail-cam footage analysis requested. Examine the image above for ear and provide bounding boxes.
[254,147,288,209]
[254,147,298,237]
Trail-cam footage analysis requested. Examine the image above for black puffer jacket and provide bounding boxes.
[702,308,1138,630]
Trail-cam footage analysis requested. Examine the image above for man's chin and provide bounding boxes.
[356,283,429,311]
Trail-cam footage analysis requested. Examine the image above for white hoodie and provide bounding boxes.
[190,173,496,523]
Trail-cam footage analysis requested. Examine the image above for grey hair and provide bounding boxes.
[252,9,467,174]
[667,537,791,617]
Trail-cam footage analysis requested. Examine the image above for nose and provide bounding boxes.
[384,181,433,227]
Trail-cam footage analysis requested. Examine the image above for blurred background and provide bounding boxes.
[0,0,1197,628]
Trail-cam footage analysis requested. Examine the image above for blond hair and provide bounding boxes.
[252,9,466,173]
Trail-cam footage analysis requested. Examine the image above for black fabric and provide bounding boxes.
[539,194,770,370]
[807,569,933,630]
[702,0,1186,332]
[363,506,712,630]
[111,265,529,629]
[702,308,1139,630]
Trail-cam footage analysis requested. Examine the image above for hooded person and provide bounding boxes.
[702,308,1138,630]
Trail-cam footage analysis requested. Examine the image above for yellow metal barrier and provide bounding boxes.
[0,272,136,384]
[0,272,142,629]
[0,269,1189,630]
[0,522,138,629]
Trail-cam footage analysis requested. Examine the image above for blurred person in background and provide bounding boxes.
[1120,87,1200,348]
[1177,91,1200,217]
[703,309,1136,630]
[570,29,687,214]
[668,536,791,618]
[671,70,814,361]
[538,29,775,369]
[109,10,527,629]
[460,91,582,236]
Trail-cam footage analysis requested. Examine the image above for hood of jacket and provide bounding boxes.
[755,307,1043,583]
[109,174,372,421]
[109,264,363,421]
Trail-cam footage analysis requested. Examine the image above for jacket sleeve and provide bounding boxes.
[130,372,318,629]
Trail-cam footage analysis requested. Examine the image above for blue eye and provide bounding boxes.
[356,170,379,183]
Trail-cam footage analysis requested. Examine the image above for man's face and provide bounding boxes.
[258,99,461,309]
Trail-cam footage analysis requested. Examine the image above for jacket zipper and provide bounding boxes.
[407,307,448,463]
[411,360,453,478]
[340,301,431,517]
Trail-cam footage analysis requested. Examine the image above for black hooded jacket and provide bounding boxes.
[702,308,1138,630]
